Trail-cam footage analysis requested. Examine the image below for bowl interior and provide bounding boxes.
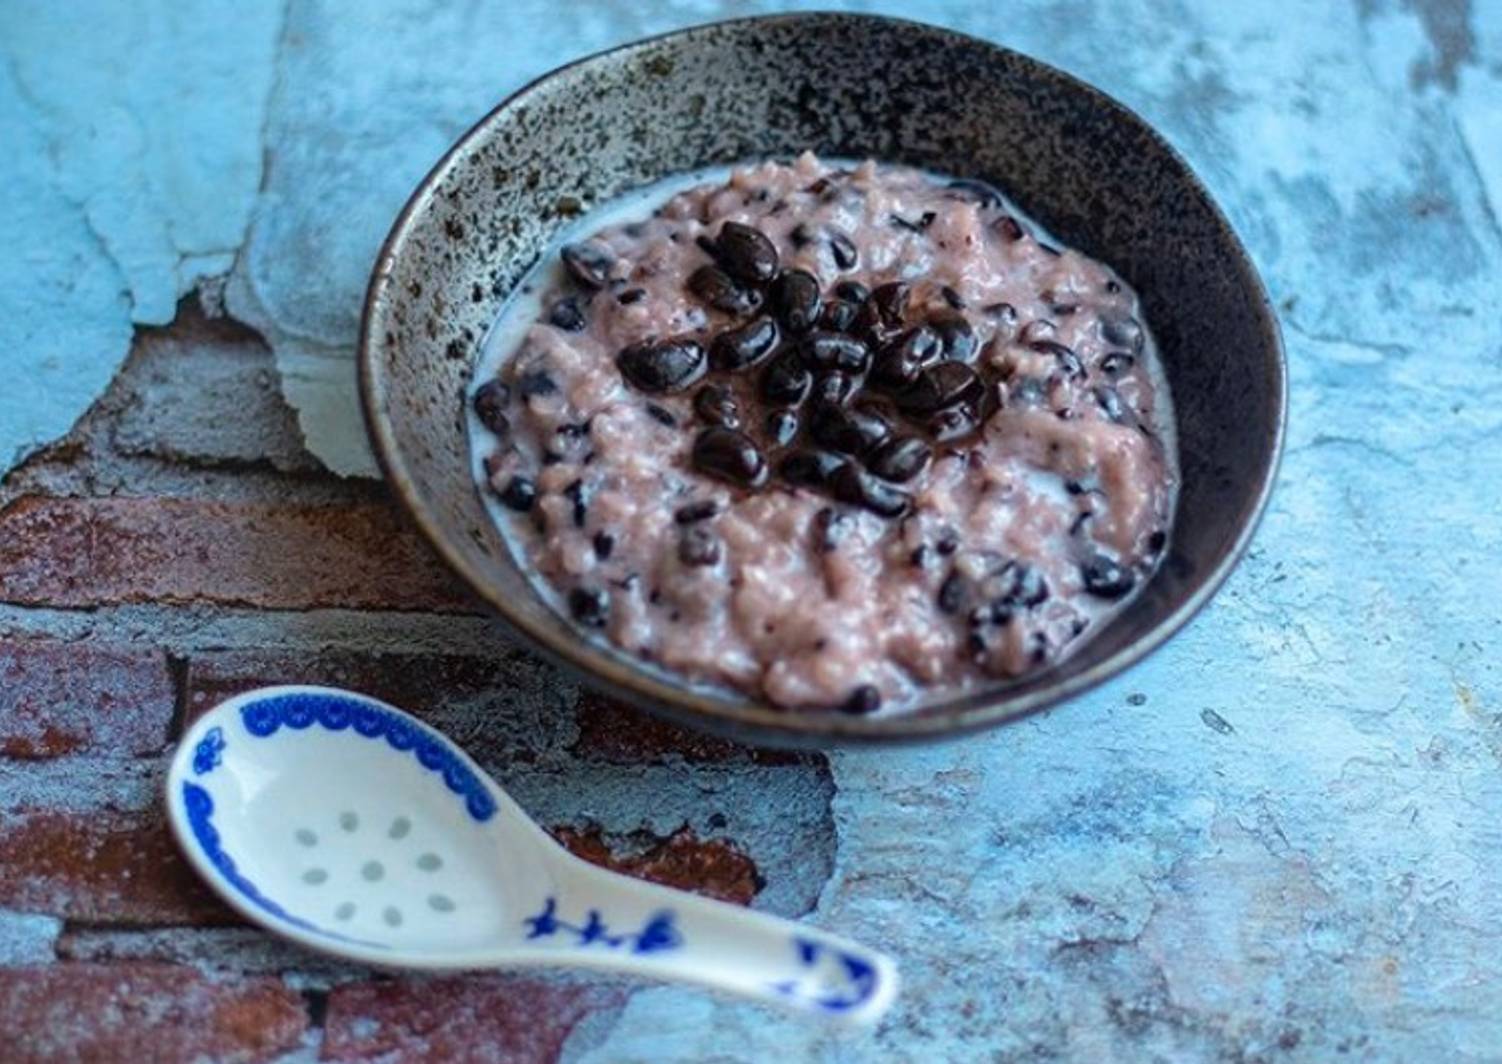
[360,13,1284,746]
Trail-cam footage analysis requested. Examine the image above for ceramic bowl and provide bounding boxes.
[358,13,1286,746]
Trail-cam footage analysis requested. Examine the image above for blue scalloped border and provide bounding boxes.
[181,781,382,948]
[238,692,497,822]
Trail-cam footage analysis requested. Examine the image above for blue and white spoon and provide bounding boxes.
[165,685,897,1023]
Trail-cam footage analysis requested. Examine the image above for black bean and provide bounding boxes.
[691,427,767,488]
[890,212,932,233]
[616,287,646,305]
[472,379,511,435]
[853,300,902,349]
[813,371,858,406]
[714,221,779,285]
[841,684,882,715]
[1082,555,1137,599]
[644,402,677,427]
[834,280,870,304]
[678,525,722,567]
[940,285,967,310]
[760,350,812,405]
[984,302,1019,329]
[1029,339,1086,380]
[1019,319,1057,344]
[799,331,871,374]
[1094,386,1128,424]
[517,369,558,399]
[871,326,942,389]
[1100,351,1136,376]
[497,475,536,512]
[1102,315,1144,353]
[993,216,1024,242]
[548,421,590,463]
[937,571,966,613]
[687,264,762,315]
[592,531,615,559]
[925,402,981,442]
[831,463,910,517]
[1148,530,1167,554]
[769,269,822,334]
[563,479,592,528]
[819,298,860,333]
[617,337,706,393]
[929,311,978,363]
[561,242,614,288]
[867,435,932,482]
[897,362,984,415]
[568,586,610,627]
[710,315,780,372]
[828,230,859,270]
[548,295,588,332]
[813,505,854,552]
[870,282,912,325]
[694,384,742,429]
[674,499,720,524]
[990,561,1049,609]
[811,403,892,457]
[779,448,844,489]
[765,408,800,446]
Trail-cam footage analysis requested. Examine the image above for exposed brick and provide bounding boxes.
[110,313,317,473]
[0,963,306,1064]
[553,825,761,906]
[0,807,232,925]
[322,976,624,1064]
[0,639,174,759]
[571,689,806,766]
[0,495,477,613]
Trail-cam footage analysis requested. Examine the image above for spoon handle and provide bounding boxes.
[516,856,898,1023]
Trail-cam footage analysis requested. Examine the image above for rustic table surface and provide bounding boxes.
[2,2,1501,1061]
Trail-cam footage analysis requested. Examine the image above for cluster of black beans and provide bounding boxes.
[609,220,1001,518]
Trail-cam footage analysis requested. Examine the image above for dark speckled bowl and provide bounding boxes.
[359,13,1285,747]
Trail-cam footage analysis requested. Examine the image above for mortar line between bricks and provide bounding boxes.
[164,651,191,744]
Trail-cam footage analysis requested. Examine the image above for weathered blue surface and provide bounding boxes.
[4,1,1502,1059]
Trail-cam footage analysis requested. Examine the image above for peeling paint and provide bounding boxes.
[5,2,1502,1059]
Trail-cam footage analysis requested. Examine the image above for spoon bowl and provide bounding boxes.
[166,685,897,1022]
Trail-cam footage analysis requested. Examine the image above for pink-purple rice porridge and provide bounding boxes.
[470,154,1177,713]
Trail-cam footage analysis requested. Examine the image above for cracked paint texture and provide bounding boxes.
[0,0,281,467]
[4,1,1502,1060]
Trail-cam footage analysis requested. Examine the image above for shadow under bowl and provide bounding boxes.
[359,13,1286,748]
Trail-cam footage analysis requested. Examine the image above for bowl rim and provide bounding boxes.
[357,11,1288,747]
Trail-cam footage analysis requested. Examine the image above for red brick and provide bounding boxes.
[0,962,306,1064]
[0,639,174,759]
[322,976,624,1063]
[0,495,477,612]
[0,807,232,925]
[553,825,761,906]
[571,689,806,766]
